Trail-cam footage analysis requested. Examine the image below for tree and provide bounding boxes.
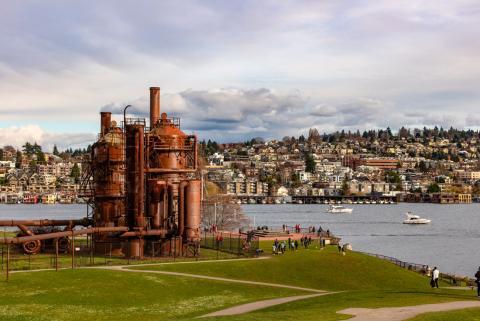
[37,150,46,163]
[308,128,321,143]
[305,153,316,173]
[53,145,59,156]
[341,178,349,196]
[22,142,34,155]
[418,160,428,172]
[0,148,3,161]
[70,163,81,183]
[15,150,23,168]
[427,183,441,193]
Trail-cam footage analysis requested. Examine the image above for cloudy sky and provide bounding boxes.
[1,0,479,150]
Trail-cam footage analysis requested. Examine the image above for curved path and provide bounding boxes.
[107,265,327,293]
[200,293,328,317]
[338,301,480,321]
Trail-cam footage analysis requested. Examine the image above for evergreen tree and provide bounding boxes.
[341,178,349,196]
[427,183,440,193]
[53,145,59,156]
[15,150,23,168]
[70,163,81,183]
[305,153,316,173]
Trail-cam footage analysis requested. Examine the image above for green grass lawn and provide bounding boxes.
[1,244,479,320]
[408,307,480,321]
[132,245,432,291]
[1,247,238,271]
[0,269,303,321]
[132,245,480,320]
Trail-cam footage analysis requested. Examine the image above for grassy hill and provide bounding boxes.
[1,245,478,321]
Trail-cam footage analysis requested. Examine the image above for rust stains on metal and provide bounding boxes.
[0,86,202,259]
[150,87,160,128]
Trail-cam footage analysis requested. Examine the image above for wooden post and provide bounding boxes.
[71,232,75,269]
[6,244,10,282]
[55,238,59,271]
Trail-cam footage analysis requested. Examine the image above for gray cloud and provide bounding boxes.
[1,1,480,143]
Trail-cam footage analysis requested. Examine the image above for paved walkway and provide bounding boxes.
[338,301,480,321]
[200,293,328,317]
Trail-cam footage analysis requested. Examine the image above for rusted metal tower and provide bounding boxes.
[0,87,201,259]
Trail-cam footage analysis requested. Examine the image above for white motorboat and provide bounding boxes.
[326,205,353,214]
[403,212,431,224]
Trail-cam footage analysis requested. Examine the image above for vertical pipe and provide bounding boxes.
[178,181,188,237]
[100,112,112,136]
[151,182,164,229]
[126,124,145,230]
[167,183,174,229]
[185,180,201,241]
[149,87,160,128]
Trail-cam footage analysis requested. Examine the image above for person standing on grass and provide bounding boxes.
[475,267,480,297]
[431,267,440,288]
[294,239,298,250]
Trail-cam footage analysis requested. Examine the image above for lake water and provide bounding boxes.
[1,203,478,276]
[242,203,480,277]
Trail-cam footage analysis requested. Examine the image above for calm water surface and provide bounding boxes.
[242,203,480,276]
[1,203,478,276]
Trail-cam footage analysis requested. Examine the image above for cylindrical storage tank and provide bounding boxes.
[125,124,145,229]
[148,113,187,170]
[184,180,201,241]
[128,238,144,259]
[148,180,165,229]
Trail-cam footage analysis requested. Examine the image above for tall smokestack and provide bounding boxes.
[150,87,160,128]
[100,112,111,136]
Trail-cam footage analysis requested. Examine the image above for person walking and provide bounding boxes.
[475,267,480,297]
[431,267,440,288]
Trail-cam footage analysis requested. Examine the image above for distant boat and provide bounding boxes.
[403,212,431,224]
[326,205,353,214]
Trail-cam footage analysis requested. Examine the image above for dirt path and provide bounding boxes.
[106,265,327,293]
[338,301,480,321]
[200,293,328,317]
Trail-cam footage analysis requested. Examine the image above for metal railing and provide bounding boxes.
[200,231,259,256]
[361,252,477,287]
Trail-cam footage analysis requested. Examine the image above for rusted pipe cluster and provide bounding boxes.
[0,86,202,259]
[122,87,201,258]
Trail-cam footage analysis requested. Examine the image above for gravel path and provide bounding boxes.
[338,301,480,321]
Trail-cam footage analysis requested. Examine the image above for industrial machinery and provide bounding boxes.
[0,87,202,259]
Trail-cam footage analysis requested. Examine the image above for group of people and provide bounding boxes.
[282,224,329,236]
[272,239,288,254]
[272,236,315,254]
[428,266,480,297]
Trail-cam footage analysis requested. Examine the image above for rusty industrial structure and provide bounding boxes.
[0,87,202,259]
